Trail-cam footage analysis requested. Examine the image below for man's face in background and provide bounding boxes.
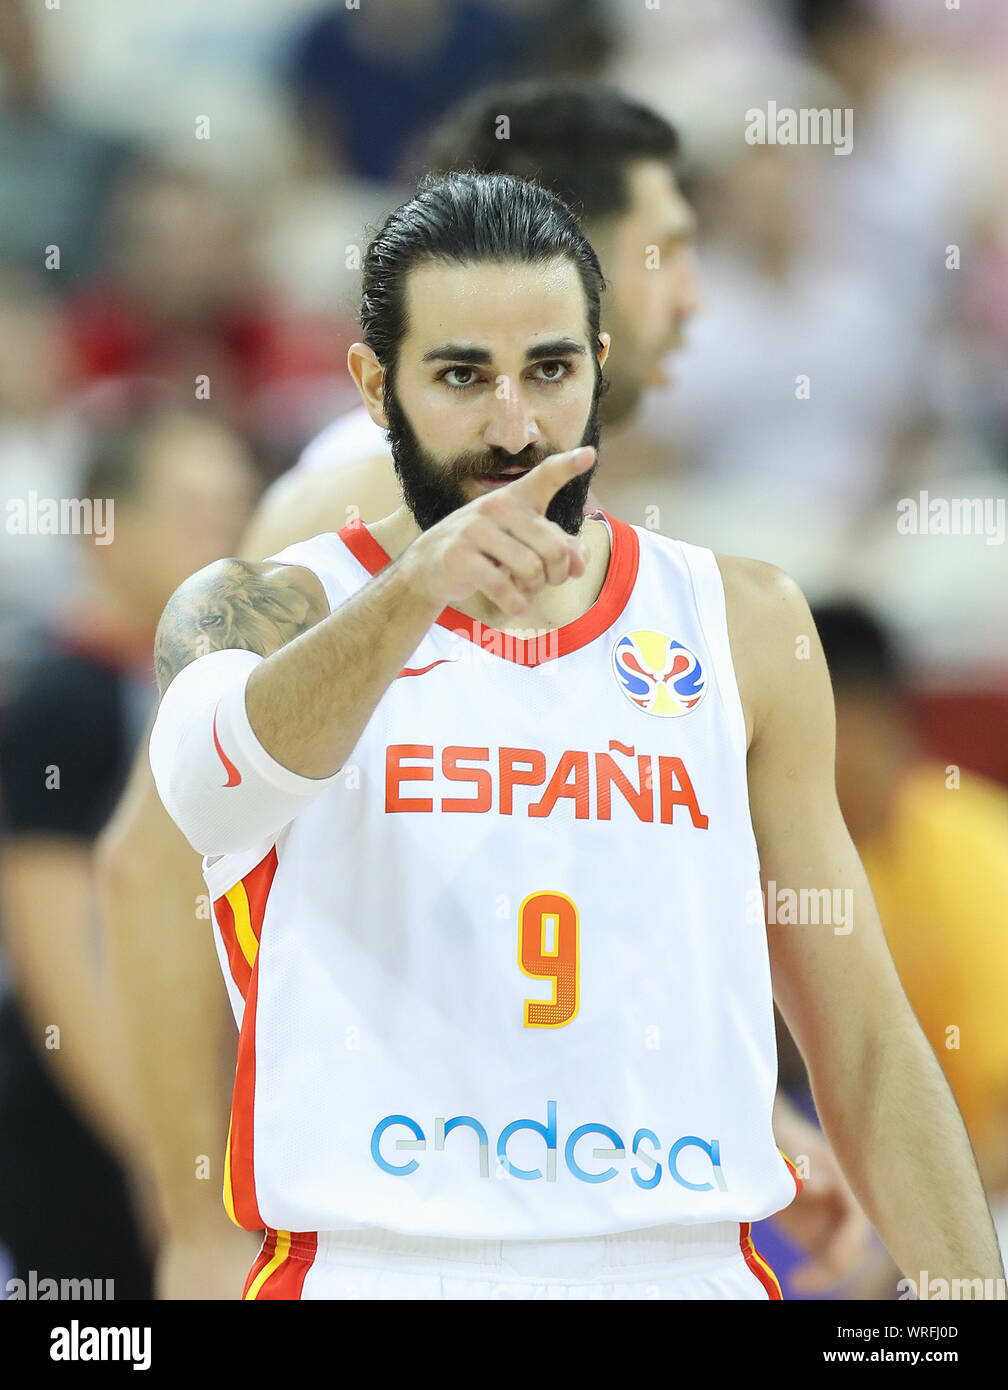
[589,159,702,425]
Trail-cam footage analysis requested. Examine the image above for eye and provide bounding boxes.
[532,360,571,385]
[438,366,483,391]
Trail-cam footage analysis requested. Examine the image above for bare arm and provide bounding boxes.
[153,447,595,784]
[152,551,436,771]
[153,556,330,697]
[724,556,1004,1295]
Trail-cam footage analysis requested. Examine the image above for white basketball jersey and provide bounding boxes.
[205,511,801,1239]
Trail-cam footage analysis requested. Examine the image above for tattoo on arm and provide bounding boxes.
[154,559,329,697]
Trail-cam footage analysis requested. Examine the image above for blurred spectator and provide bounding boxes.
[0,267,86,699]
[818,602,1008,1170]
[284,0,613,184]
[634,142,925,519]
[790,0,1008,466]
[791,0,1002,326]
[776,601,1008,1291]
[0,404,256,1298]
[64,160,350,471]
[0,0,131,281]
[601,0,1005,656]
[22,0,326,190]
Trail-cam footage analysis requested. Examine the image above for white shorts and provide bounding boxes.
[242,1221,783,1300]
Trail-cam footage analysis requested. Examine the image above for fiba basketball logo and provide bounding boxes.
[612,630,707,717]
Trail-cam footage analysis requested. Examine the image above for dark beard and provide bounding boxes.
[383,381,601,536]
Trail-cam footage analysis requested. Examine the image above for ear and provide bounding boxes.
[596,331,611,371]
[347,343,389,429]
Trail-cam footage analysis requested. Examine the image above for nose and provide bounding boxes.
[675,247,705,320]
[482,379,541,455]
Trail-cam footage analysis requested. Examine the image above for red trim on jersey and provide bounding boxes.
[339,517,391,575]
[739,1222,783,1299]
[224,847,279,1231]
[229,953,264,1228]
[244,847,278,942]
[253,1230,319,1300]
[212,891,251,997]
[242,1231,276,1298]
[781,1150,804,1198]
[338,510,640,667]
[211,848,278,1001]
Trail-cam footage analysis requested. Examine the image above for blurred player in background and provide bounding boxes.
[99,81,866,1298]
[809,602,1008,1291]
[0,402,255,1295]
[146,171,1003,1299]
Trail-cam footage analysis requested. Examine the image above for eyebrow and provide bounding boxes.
[421,338,588,365]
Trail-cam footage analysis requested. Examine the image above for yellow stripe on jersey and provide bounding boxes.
[225,880,258,969]
[750,1245,782,1298]
[244,1229,291,1300]
[223,1115,239,1227]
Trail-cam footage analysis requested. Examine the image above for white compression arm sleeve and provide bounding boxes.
[148,647,340,857]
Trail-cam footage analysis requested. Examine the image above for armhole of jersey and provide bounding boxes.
[678,539,766,915]
[262,536,350,616]
[210,902,246,1028]
[677,541,749,767]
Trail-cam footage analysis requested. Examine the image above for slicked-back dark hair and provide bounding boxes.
[421,80,680,226]
[360,170,606,389]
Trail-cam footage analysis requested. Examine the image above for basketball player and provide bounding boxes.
[148,173,1004,1299]
[101,82,865,1298]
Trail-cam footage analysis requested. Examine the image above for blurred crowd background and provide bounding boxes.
[0,0,1006,1301]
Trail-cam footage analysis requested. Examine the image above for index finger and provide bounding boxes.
[509,446,596,512]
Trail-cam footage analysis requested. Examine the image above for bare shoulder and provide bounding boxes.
[713,554,817,748]
[715,553,809,623]
[154,557,330,697]
[239,451,402,561]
